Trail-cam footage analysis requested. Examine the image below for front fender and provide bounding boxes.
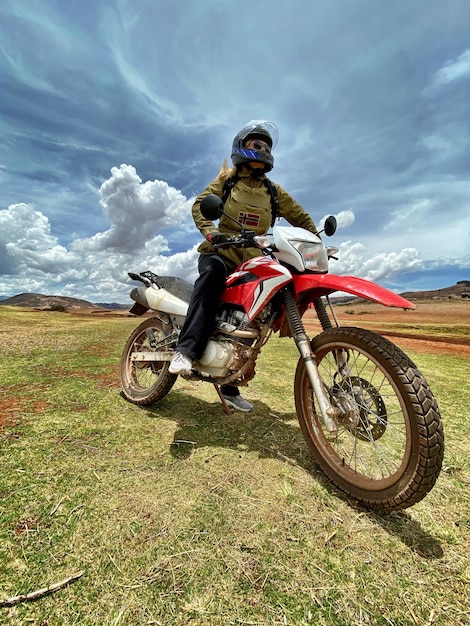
[292,273,415,309]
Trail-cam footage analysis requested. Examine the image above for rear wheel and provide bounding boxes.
[120,317,177,406]
[294,327,444,510]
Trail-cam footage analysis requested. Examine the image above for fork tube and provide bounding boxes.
[282,288,338,433]
[313,297,333,330]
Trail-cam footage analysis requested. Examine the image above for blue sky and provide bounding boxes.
[1,0,469,301]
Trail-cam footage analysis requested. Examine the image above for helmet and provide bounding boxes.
[231,120,279,172]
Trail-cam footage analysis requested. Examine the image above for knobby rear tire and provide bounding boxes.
[294,327,444,511]
[120,317,177,406]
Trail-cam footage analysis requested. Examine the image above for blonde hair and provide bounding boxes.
[217,158,237,180]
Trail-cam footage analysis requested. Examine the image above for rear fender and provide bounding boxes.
[292,274,415,309]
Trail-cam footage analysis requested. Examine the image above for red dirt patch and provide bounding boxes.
[0,397,23,434]
[15,515,41,536]
[0,389,50,435]
[33,400,48,413]
[378,334,470,357]
[303,300,470,359]
[96,371,122,389]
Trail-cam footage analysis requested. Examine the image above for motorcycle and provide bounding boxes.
[120,195,444,511]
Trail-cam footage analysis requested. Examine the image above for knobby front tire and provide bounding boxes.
[294,327,444,511]
[120,317,177,406]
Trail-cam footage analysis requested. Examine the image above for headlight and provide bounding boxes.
[272,226,329,272]
[289,240,329,272]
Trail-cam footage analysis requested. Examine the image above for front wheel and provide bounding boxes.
[120,317,177,406]
[294,327,444,511]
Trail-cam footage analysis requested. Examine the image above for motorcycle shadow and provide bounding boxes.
[140,387,322,473]
[137,387,444,560]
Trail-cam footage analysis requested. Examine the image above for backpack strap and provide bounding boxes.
[222,174,279,228]
[221,173,240,204]
[264,177,279,227]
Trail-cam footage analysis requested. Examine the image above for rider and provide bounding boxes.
[169,120,319,411]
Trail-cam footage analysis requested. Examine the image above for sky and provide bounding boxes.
[1,0,469,303]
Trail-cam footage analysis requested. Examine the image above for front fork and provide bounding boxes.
[282,288,339,433]
[313,296,351,378]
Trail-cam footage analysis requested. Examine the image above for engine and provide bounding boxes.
[193,305,268,378]
[214,306,261,339]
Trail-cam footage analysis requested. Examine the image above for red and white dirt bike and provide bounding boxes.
[120,195,444,511]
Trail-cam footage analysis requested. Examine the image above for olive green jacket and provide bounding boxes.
[192,169,318,268]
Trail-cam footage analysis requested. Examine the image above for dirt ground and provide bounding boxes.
[0,301,468,435]
[95,299,470,357]
[303,299,470,358]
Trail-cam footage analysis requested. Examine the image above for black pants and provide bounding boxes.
[176,253,239,397]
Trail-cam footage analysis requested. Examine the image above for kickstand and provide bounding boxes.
[213,384,234,415]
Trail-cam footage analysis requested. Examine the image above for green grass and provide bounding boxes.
[0,308,469,625]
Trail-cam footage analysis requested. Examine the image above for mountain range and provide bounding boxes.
[0,281,469,311]
[0,293,128,310]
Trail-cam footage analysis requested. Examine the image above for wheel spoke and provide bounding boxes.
[120,318,177,406]
[295,327,444,510]
[305,334,409,481]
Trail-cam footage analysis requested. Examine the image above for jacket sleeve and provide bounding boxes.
[275,183,318,234]
[191,177,225,240]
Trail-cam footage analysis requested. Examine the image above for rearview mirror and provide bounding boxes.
[323,215,337,237]
[200,194,224,221]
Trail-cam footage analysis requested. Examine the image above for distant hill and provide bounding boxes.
[95,302,129,310]
[329,281,470,304]
[400,280,470,300]
[1,281,469,312]
[0,293,110,311]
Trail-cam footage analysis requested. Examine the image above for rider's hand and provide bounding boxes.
[208,231,228,245]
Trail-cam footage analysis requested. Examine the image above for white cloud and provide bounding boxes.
[81,164,194,252]
[334,209,355,229]
[387,198,434,228]
[428,254,470,270]
[429,49,470,89]
[315,210,354,233]
[0,166,464,302]
[329,241,423,283]
[0,170,201,301]
[0,203,78,275]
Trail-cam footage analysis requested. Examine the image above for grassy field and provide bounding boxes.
[0,307,468,625]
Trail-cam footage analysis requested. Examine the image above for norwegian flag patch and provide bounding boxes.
[238,211,261,227]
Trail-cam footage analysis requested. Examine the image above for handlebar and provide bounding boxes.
[212,231,258,250]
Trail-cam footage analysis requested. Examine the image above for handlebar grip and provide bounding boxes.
[212,232,257,250]
[212,239,236,250]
